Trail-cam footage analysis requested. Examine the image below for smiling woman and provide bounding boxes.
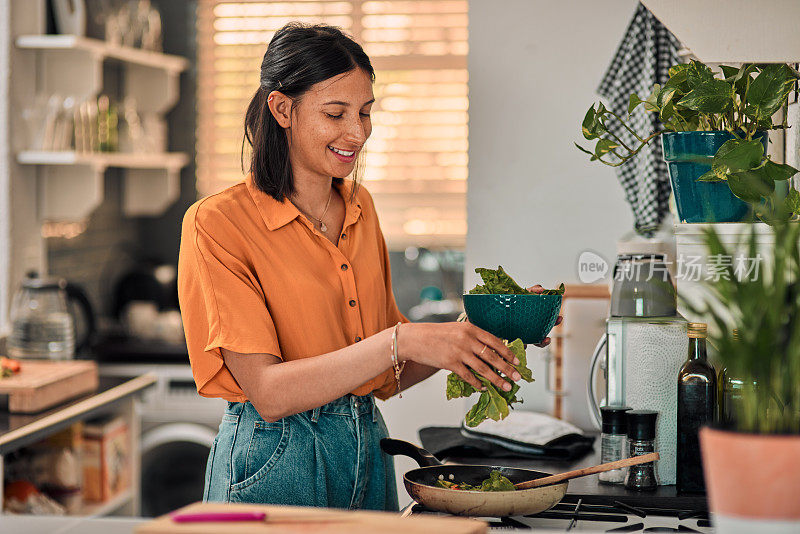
[178,22,537,513]
[242,23,374,210]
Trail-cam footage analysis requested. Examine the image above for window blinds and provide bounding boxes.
[197,0,468,248]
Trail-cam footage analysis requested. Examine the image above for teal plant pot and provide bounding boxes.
[463,293,562,344]
[662,131,769,223]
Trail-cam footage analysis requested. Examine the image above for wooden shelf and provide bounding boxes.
[17,151,189,171]
[16,35,188,73]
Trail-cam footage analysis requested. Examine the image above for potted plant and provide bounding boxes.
[681,200,800,532]
[576,60,800,224]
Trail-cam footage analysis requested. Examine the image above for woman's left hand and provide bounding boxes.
[526,285,563,348]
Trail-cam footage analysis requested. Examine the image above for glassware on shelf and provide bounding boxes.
[8,273,76,360]
[20,93,54,151]
[97,95,119,152]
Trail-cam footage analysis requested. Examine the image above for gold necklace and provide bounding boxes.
[296,187,333,232]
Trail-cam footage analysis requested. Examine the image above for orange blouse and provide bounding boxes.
[178,175,408,402]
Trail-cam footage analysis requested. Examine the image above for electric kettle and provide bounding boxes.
[7,272,95,360]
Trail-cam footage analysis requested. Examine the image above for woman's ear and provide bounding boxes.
[267,91,292,128]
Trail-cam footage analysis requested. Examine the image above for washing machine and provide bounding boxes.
[99,363,226,517]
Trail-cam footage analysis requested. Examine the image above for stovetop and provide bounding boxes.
[403,500,713,532]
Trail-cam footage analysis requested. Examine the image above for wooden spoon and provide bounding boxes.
[514,452,660,490]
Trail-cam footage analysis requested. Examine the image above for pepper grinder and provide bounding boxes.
[625,410,659,491]
[598,406,632,484]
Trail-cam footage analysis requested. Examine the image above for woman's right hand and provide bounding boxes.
[396,322,522,392]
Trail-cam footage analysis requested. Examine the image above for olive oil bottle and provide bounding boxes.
[718,330,755,426]
[677,322,716,494]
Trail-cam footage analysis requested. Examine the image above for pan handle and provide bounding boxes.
[379,438,444,467]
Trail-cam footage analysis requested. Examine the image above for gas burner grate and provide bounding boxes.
[409,500,711,533]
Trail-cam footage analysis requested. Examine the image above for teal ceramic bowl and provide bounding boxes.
[462,293,562,344]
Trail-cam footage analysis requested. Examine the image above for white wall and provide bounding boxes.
[3,0,47,337]
[381,1,640,503]
[466,0,637,413]
[0,0,10,335]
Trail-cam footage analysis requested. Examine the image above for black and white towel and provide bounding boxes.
[597,3,682,237]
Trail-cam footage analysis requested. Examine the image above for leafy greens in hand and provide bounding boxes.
[446,338,534,427]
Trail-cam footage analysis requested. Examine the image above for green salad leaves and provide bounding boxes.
[467,266,565,296]
[446,338,534,427]
[450,265,563,427]
[434,469,516,492]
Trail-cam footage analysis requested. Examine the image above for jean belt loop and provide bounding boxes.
[311,405,321,423]
[350,395,358,420]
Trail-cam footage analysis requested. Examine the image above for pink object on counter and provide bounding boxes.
[171,511,267,522]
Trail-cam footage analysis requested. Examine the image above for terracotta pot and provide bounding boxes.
[700,427,800,533]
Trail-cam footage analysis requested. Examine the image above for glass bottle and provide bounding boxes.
[625,410,658,491]
[677,322,716,494]
[97,95,118,152]
[598,406,631,484]
[718,330,755,426]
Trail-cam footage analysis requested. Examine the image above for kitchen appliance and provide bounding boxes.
[382,438,567,517]
[404,500,713,532]
[587,254,688,485]
[7,273,95,360]
[380,439,657,517]
[99,363,225,517]
[402,443,711,532]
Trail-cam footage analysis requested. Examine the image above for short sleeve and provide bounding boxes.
[178,203,282,397]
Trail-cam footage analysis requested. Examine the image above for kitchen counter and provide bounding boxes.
[0,515,145,534]
[445,447,707,512]
[0,510,581,534]
[0,373,157,455]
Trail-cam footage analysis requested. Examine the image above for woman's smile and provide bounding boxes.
[328,145,357,163]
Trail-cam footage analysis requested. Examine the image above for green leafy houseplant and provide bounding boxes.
[682,212,800,434]
[576,60,800,222]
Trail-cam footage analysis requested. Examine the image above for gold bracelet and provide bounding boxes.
[391,321,406,397]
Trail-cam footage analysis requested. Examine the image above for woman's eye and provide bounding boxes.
[360,113,371,118]
[326,113,343,119]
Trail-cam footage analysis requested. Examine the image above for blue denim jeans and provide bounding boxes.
[202,393,399,511]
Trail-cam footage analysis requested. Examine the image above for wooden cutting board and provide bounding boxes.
[135,502,487,534]
[0,360,98,413]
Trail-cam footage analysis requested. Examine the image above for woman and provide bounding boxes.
[178,23,558,511]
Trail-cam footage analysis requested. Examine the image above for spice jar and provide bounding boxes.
[598,406,631,484]
[624,409,659,491]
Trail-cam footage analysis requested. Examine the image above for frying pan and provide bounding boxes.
[381,438,658,517]
[381,438,568,517]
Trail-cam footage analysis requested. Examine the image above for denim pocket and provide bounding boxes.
[230,418,290,492]
[202,436,219,502]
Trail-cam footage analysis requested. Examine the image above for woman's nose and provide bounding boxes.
[344,116,368,144]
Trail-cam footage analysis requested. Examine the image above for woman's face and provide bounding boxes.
[284,68,374,181]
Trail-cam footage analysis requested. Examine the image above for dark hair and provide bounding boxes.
[242,23,375,203]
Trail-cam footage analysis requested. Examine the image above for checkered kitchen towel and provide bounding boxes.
[597,3,681,237]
